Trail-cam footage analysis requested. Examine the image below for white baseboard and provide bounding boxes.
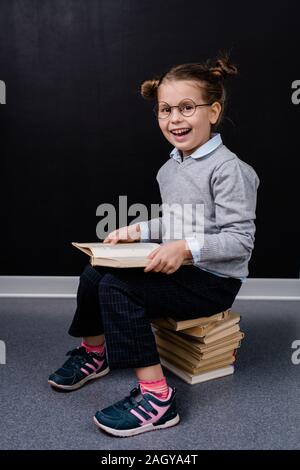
[0,276,79,299]
[0,276,299,301]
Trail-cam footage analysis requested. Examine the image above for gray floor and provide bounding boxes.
[0,297,299,450]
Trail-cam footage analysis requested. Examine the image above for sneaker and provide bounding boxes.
[93,385,180,437]
[48,346,109,391]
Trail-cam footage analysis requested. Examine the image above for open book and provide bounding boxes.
[72,242,194,268]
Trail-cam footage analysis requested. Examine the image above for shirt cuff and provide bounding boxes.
[185,237,201,265]
[139,221,150,241]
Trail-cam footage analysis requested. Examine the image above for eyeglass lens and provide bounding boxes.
[156,99,196,118]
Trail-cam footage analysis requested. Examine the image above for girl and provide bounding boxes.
[48,53,260,437]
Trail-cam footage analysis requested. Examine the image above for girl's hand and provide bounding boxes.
[103,223,141,245]
[144,240,189,275]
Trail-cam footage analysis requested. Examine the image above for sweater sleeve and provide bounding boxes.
[188,159,260,264]
[139,217,163,242]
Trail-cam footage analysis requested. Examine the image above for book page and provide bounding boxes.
[72,242,159,258]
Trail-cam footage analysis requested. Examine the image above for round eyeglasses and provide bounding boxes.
[153,98,212,119]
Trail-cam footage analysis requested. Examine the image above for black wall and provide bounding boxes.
[0,0,299,277]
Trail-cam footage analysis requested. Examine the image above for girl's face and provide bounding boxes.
[157,79,221,158]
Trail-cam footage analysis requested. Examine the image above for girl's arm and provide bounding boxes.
[139,217,163,243]
[187,159,260,264]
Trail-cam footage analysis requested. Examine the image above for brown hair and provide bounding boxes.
[140,52,238,129]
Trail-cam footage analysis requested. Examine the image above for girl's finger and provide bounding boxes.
[156,260,168,272]
[147,247,161,259]
[144,256,160,272]
[104,236,118,245]
[165,263,178,274]
[144,261,154,272]
[104,231,117,242]
[152,258,166,272]
[165,267,175,274]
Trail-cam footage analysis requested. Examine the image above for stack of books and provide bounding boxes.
[151,309,244,385]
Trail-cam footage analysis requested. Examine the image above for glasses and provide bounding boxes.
[153,98,212,119]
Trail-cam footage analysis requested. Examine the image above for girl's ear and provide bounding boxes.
[209,101,222,125]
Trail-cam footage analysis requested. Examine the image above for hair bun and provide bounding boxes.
[140,78,160,99]
[210,53,238,80]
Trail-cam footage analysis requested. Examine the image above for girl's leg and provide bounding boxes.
[95,266,240,370]
[95,272,172,404]
[83,335,105,346]
[93,266,241,436]
[135,364,170,399]
[97,272,161,369]
[135,364,164,381]
[48,265,111,390]
[69,265,107,352]
[68,264,109,338]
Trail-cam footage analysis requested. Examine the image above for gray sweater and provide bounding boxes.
[140,138,260,280]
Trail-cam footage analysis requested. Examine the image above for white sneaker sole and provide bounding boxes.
[93,413,180,437]
[48,366,110,391]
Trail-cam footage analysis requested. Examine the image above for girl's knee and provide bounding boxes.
[81,263,96,278]
[98,272,118,289]
[80,264,106,286]
[98,273,131,295]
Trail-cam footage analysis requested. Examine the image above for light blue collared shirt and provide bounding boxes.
[170,132,223,163]
[169,133,246,283]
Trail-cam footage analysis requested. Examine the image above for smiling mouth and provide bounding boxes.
[170,128,192,136]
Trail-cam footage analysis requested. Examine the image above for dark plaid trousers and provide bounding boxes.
[68,263,242,369]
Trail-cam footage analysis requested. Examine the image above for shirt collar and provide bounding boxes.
[169,132,223,163]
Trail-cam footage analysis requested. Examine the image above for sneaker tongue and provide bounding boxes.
[75,346,87,355]
[131,386,144,402]
[67,347,84,356]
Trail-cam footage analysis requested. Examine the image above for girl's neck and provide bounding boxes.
[180,133,213,161]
